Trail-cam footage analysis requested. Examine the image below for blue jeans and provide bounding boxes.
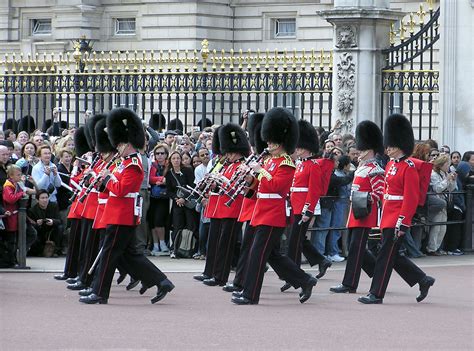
[311,206,333,255]
[326,198,348,256]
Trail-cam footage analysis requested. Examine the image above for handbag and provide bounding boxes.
[42,230,56,258]
[171,170,197,210]
[351,191,371,219]
[150,163,168,199]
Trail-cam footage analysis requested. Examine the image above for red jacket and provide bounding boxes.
[290,156,324,216]
[93,161,119,230]
[81,159,105,220]
[380,157,419,231]
[102,154,144,226]
[203,158,228,219]
[214,160,245,219]
[67,169,85,220]
[347,159,385,228]
[2,179,24,232]
[250,155,295,228]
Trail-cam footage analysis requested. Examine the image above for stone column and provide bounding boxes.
[319,0,403,134]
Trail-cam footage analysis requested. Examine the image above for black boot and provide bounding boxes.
[151,279,175,304]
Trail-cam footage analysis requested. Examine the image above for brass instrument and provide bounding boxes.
[224,148,269,207]
[79,153,120,203]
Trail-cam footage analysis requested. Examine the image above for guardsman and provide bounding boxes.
[280,120,333,292]
[231,107,317,305]
[79,108,174,305]
[202,123,251,287]
[358,114,435,304]
[330,120,385,294]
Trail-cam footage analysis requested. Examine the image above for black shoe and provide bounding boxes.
[54,273,69,281]
[193,273,210,281]
[139,284,148,295]
[264,264,269,273]
[151,279,175,304]
[126,278,140,291]
[417,276,435,303]
[280,282,292,292]
[65,276,79,284]
[299,277,318,303]
[358,293,383,304]
[231,296,257,305]
[222,283,242,293]
[67,281,86,290]
[232,290,244,298]
[117,272,127,285]
[330,284,356,294]
[78,288,93,296]
[79,293,108,304]
[203,278,224,287]
[316,259,332,279]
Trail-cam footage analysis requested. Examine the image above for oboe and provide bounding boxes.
[79,152,120,203]
[69,153,101,202]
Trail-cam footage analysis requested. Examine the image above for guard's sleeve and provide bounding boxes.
[303,163,323,216]
[397,165,419,232]
[105,165,143,197]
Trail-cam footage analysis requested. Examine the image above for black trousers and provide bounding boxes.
[444,208,464,251]
[233,223,256,288]
[243,225,312,303]
[369,228,426,299]
[171,204,197,250]
[212,218,242,284]
[287,215,326,267]
[341,227,375,289]
[78,228,101,287]
[203,218,222,277]
[92,225,167,299]
[78,218,93,278]
[62,219,82,278]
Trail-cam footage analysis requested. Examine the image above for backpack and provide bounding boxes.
[174,229,196,258]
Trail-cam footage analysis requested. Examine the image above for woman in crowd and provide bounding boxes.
[427,155,457,255]
[31,145,62,204]
[17,131,29,146]
[148,143,171,256]
[181,151,192,169]
[165,150,196,258]
[191,153,202,169]
[450,151,462,168]
[15,142,38,176]
[56,148,74,253]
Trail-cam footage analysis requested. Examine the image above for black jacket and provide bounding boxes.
[165,166,195,201]
[320,171,354,209]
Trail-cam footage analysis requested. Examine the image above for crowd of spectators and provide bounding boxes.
[0,110,473,268]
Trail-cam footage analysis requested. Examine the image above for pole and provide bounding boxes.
[463,185,473,252]
[16,197,30,269]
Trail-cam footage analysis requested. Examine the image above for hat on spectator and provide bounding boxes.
[168,118,183,133]
[248,112,267,154]
[356,120,384,155]
[74,126,92,157]
[211,126,222,155]
[18,115,36,134]
[106,108,145,149]
[384,113,414,156]
[149,113,166,131]
[95,118,115,153]
[195,118,213,131]
[3,118,18,133]
[297,119,319,155]
[164,130,177,137]
[85,114,106,151]
[218,123,251,157]
[261,107,299,154]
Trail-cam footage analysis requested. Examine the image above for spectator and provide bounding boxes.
[164,130,177,148]
[5,129,16,142]
[347,145,360,168]
[16,131,29,146]
[27,190,62,257]
[56,148,74,252]
[31,134,44,148]
[165,150,196,258]
[412,142,431,161]
[450,151,462,168]
[15,142,38,176]
[182,151,192,168]
[331,133,343,147]
[439,145,450,155]
[428,148,439,163]
[191,154,202,169]
[426,139,439,150]
[149,143,170,256]
[31,145,62,203]
[12,142,21,162]
[0,145,11,197]
[322,139,335,154]
[194,147,211,259]
[427,155,456,255]
[136,138,152,254]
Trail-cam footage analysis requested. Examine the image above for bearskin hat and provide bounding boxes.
[261,107,299,154]
[168,118,184,133]
[106,108,145,149]
[211,126,222,155]
[218,123,251,157]
[74,126,92,157]
[18,115,35,134]
[356,120,384,155]
[149,113,166,131]
[195,118,213,131]
[95,118,115,153]
[85,114,106,150]
[383,113,414,156]
[3,118,18,132]
[247,112,267,154]
[297,119,319,155]
[42,119,52,133]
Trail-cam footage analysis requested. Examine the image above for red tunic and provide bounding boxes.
[67,170,85,220]
[250,154,295,228]
[290,157,324,216]
[214,160,245,219]
[81,159,105,220]
[93,161,119,230]
[102,154,144,226]
[2,179,24,232]
[410,158,433,207]
[203,159,227,219]
[380,158,419,231]
[347,159,385,228]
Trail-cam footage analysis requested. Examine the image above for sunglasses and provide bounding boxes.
[430,153,439,157]
[199,153,209,156]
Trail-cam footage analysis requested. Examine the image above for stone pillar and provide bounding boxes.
[319,1,403,134]
[439,0,474,152]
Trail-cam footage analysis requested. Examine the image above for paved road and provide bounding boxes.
[1,255,473,350]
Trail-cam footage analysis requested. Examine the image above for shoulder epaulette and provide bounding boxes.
[405,159,415,167]
[368,162,385,177]
[280,154,296,168]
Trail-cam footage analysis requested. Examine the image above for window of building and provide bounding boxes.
[115,18,136,35]
[32,19,52,35]
[274,18,296,38]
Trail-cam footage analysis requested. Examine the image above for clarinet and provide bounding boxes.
[79,152,120,203]
[218,153,259,196]
[225,148,269,207]
[69,153,101,202]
